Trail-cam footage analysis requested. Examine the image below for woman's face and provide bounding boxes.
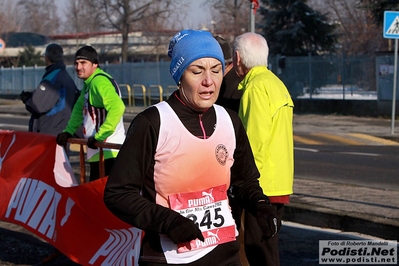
[179,57,223,112]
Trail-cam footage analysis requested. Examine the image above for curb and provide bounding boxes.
[283,203,399,240]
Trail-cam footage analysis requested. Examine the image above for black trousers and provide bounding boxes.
[244,203,284,266]
[89,158,116,181]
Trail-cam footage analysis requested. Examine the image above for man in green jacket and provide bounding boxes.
[233,32,294,266]
[56,46,125,182]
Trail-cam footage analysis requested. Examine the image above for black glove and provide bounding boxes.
[166,215,204,244]
[87,136,99,149]
[20,91,32,103]
[256,201,281,240]
[56,132,72,146]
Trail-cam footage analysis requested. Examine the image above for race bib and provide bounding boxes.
[169,184,236,253]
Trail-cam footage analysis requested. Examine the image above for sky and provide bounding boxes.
[54,0,211,30]
[180,0,212,29]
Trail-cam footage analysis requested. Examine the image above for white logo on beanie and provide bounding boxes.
[170,57,184,77]
[176,33,188,42]
[168,32,188,58]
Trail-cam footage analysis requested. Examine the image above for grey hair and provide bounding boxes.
[233,32,269,68]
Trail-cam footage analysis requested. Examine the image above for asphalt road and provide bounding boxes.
[2,220,395,266]
[295,144,399,190]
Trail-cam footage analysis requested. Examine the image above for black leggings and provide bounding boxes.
[244,203,284,266]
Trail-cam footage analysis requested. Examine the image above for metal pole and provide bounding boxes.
[250,2,255,32]
[391,39,398,134]
[342,53,345,100]
[308,52,312,99]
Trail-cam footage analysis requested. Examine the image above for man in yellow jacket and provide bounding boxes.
[233,32,294,266]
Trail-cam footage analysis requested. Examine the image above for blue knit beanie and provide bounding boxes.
[168,29,225,84]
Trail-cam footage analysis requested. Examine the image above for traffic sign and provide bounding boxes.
[383,11,399,39]
[0,38,5,52]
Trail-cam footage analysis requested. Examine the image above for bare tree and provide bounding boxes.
[87,0,183,62]
[17,0,61,35]
[206,0,251,38]
[135,4,177,60]
[321,0,388,55]
[63,0,104,35]
[0,0,23,35]
[0,0,24,67]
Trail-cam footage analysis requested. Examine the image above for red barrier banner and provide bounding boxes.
[0,130,142,266]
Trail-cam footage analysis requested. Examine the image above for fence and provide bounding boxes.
[118,83,178,107]
[1,54,397,101]
[0,61,178,106]
[268,54,379,100]
[0,60,176,98]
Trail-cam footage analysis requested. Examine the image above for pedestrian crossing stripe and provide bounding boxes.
[293,133,399,146]
[383,11,399,39]
[293,135,322,145]
[348,133,399,146]
[311,133,364,145]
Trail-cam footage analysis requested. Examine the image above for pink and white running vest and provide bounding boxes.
[154,102,238,264]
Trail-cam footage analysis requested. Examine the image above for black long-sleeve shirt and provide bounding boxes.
[104,90,267,263]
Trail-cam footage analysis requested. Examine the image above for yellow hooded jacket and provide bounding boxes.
[238,66,294,196]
